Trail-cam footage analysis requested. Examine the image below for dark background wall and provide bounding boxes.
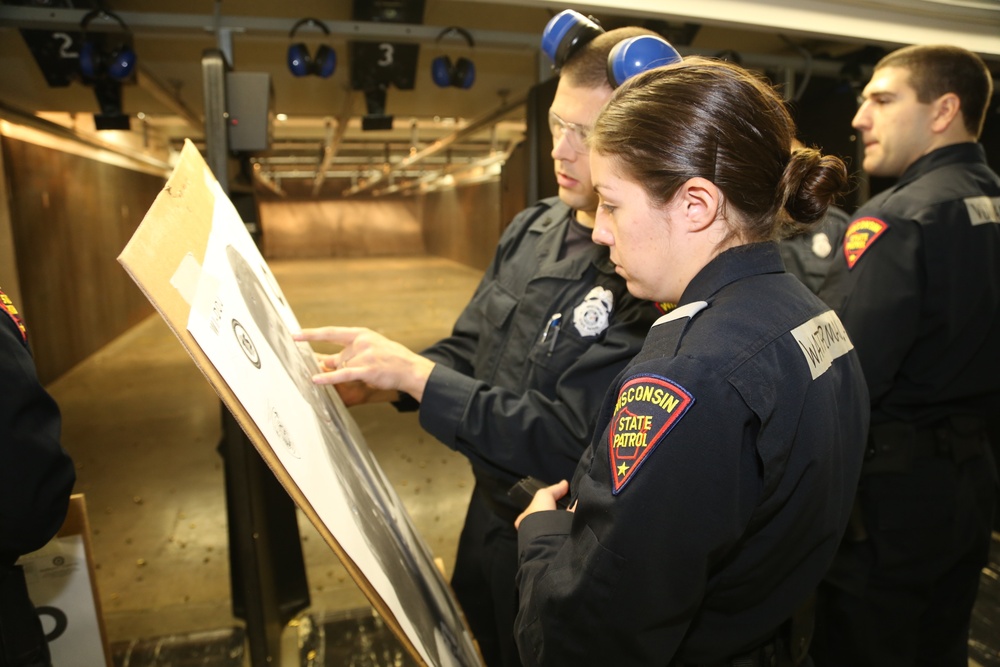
[791,75,1000,212]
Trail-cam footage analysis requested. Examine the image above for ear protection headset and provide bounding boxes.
[541,10,682,87]
[287,17,337,78]
[606,35,682,87]
[78,10,137,82]
[431,27,476,89]
[540,10,603,72]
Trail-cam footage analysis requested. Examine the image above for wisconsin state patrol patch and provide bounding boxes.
[609,375,693,494]
[843,217,888,269]
[0,287,27,343]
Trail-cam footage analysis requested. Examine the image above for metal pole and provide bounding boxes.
[201,49,229,192]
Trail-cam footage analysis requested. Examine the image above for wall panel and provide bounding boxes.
[259,198,425,260]
[1,137,162,383]
[421,180,503,272]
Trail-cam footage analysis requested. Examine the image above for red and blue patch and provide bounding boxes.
[0,287,27,343]
[608,375,693,494]
[842,217,888,269]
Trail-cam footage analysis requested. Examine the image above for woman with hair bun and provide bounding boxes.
[513,58,870,667]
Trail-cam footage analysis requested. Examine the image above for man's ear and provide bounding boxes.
[679,177,721,232]
[930,92,962,134]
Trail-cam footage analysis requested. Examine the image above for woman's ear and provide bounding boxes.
[679,177,721,232]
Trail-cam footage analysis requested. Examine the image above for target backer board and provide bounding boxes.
[117,139,481,667]
[19,494,112,667]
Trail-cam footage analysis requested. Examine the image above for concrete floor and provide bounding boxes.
[42,255,1000,666]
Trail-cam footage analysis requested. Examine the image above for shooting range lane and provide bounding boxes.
[44,254,480,655]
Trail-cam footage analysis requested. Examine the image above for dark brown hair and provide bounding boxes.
[561,26,660,89]
[876,44,993,138]
[589,57,848,244]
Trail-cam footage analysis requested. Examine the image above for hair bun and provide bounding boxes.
[781,147,849,224]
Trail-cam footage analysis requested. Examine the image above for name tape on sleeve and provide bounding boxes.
[791,310,854,380]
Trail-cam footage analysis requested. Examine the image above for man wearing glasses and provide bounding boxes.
[296,20,662,667]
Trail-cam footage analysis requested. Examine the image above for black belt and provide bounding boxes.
[863,417,988,475]
[673,637,782,667]
[472,473,524,524]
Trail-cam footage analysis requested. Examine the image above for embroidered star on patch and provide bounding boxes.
[608,375,693,494]
[842,217,888,269]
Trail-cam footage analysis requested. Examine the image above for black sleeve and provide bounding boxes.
[819,216,923,404]
[419,291,653,483]
[0,316,75,566]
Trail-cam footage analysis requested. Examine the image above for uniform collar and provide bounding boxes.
[678,241,785,306]
[528,202,616,278]
[895,142,987,188]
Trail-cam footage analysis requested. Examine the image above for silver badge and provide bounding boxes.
[573,286,614,337]
[811,232,833,259]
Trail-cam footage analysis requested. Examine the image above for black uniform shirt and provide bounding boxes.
[0,290,75,568]
[819,143,1000,426]
[515,242,869,666]
[779,205,851,294]
[417,198,660,511]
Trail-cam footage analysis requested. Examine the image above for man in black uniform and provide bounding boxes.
[812,44,1000,667]
[294,15,664,667]
[0,287,76,667]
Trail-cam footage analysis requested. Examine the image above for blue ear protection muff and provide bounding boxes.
[540,10,603,72]
[287,18,337,78]
[541,10,682,87]
[431,27,476,89]
[607,35,682,87]
[78,10,137,82]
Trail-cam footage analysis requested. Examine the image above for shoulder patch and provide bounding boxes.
[0,287,27,343]
[608,375,693,494]
[843,217,888,269]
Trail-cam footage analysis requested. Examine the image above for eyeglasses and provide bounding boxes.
[548,110,590,154]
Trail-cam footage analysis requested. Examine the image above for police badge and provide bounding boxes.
[573,286,614,337]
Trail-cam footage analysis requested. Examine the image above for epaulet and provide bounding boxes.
[518,197,566,234]
[0,287,28,344]
[529,196,563,221]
